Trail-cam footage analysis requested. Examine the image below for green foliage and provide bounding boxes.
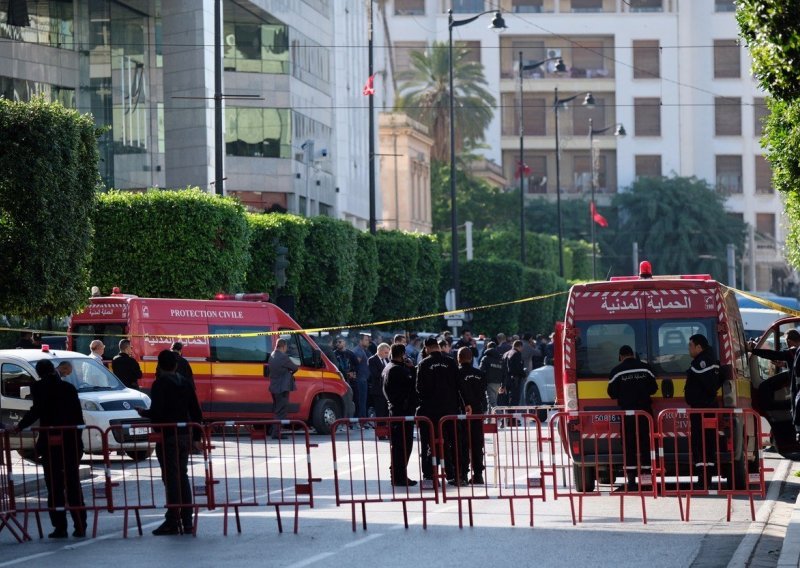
[91,189,250,298]
[761,98,800,198]
[373,230,422,322]
[459,260,523,335]
[409,232,443,329]
[609,176,747,279]
[395,42,496,161]
[783,191,800,269]
[245,212,310,298]
[566,240,593,280]
[520,269,559,334]
[296,216,358,327]
[430,160,517,233]
[737,1,800,101]
[351,231,379,325]
[0,98,99,317]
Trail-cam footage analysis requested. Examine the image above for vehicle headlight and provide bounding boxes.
[141,394,151,409]
[81,400,102,411]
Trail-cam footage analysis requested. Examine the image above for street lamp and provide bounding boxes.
[588,118,625,280]
[518,52,565,265]
[448,9,506,309]
[553,87,595,277]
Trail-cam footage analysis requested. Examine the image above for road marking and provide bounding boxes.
[284,553,336,568]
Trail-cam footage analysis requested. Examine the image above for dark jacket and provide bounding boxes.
[452,339,479,361]
[267,349,299,394]
[175,354,195,389]
[368,354,389,395]
[684,348,721,408]
[416,351,460,417]
[607,357,658,411]
[457,364,487,414]
[479,347,505,384]
[111,352,143,389]
[140,370,203,439]
[383,361,417,416]
[334,348,358,380]
[18,372,84,453]
[502,348,526,390]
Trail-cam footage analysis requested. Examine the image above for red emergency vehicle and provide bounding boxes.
[68,291,354,434]
[555,263,758,491]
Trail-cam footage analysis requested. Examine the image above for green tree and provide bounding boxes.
[609,176,747,279]
[245,212,310,299]
[352,231,379,325]
[395,42,496,161]
[0,98,99,317]
[91,189,250,299]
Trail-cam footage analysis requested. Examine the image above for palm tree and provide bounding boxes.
[394,41,496,162]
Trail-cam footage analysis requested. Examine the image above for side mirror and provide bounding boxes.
[312,349,323,368]
[20,386,31,400]
[661,378,674,399]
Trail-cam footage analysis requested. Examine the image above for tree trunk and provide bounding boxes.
[376,1,398,98]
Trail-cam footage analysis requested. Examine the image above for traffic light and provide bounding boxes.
[273,241,289,289]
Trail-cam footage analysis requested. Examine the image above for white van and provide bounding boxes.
[0,347,153,461]
[740,308,788,341]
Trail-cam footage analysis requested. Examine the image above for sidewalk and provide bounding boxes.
[778,461,800,567]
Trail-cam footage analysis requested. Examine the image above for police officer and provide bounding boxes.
[607,345,657,490]
[684,333,721,486]
[457,347,488,484]
[479,341,504,413]
[501,340,526,407]
[15,360,87,538]
[383,343,417,487]
[416,336,461,484]
[112,339,142,390]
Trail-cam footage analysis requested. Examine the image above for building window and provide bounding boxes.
[503,94,546,136]
[632,40,660,79]
[714,0,736,12]
[507,39,546,77]
[754,97,769,137]
[755,155,774,194]
[634,98,661,136]
[0,76,75,107]
[513,0,545,13]
[0,0,75,49]
[394,41,426,73]
[571,41,608,77]
[628,0,663,12]
[569,0,604,13]
[714,97,741,136]
[573,154,607,193]
[573,96,606,135]
[225,108,291,158]
[716,155,742,194]
[635,155,661,179]
[457,41,481,64]
[714,39,740,78]
[223,1,289,74]
[452,0,484,13]
[756,213,775,240]
[395,0,424,15]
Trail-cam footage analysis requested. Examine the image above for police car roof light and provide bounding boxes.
[214,293,270,302]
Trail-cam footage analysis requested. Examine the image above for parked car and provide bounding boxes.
[521,363,556,421]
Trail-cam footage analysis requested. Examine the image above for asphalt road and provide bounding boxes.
[0,431,790,568]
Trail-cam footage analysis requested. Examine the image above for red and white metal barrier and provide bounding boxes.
[205,420,317,534]
[550,411,657,524]
[656,408,765,521]
[0,430,29,542]
[7,425,108,538]
[439,414,548,528]
[103,422,209,537]
[330,417,439,531]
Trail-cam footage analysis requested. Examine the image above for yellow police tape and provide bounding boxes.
[0,291,568,341]
[726,286,800,318]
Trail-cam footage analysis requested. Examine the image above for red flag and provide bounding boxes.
[514,160,532,179]
[362,74,375,96]
[591,201,608,228]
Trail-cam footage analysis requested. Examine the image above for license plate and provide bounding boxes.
[130,427,150,436]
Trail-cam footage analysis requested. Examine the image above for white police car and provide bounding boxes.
[0,347,153,461]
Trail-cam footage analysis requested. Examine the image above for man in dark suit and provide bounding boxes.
[368,343,391,418]
[112,339,142,390]
[15,359,86,538]
[267,338,299,439]
[171,341,195,389]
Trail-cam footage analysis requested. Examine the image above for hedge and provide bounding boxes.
[296,216,358,327]
[520,268,559,335]
[567,240,593,281]
[373,230,422,322]
[351,230,379,325]
[91,189,250,298]
[0,98,99,317]
[245,212,310,298]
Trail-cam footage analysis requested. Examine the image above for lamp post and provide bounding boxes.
[448,9,506,309]
[553,87,595,277]
[518,52,564,265]
[588,118,625,280]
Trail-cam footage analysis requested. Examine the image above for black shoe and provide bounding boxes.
[448,478,468,487]
[72,528,86,538]
[271,434,288,440]
[48,529,68,539]
[470,475,485,485]
[152,522,180,536]
[181,524,194,535]
[392,479,418,487]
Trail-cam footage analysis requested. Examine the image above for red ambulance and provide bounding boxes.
[555,263,759,491]
[68,291,354,434]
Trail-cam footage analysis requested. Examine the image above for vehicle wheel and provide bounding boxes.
[17,449,41,464]
[573,463,596,493]
[598,469,612,485]
[526,384,548,422]
[725,457,747,490]
[126,449,154,462]
[312,398,341,435]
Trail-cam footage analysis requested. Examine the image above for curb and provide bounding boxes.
[777,490,800,568]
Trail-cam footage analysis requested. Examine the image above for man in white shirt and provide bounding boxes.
[89,340,105,363]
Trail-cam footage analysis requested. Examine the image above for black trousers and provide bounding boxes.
[389,416,414,483]
[418,416,457,479]
[40,435,86,532]
[462,418,485,477]
[689,412,719,466]
[622,414,651,472]
[271,391,289,438]
[155,433,192,525]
